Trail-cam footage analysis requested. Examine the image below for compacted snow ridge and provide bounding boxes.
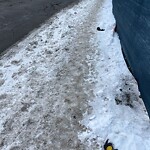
[0,0,150,150]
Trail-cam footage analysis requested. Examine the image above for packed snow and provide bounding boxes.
[79,0,150,149]
[0,0,150,149]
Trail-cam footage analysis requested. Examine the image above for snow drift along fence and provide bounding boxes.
[112,0,150,117]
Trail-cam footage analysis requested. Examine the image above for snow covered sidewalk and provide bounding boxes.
[79,0,150,150]
[0,0,150,149]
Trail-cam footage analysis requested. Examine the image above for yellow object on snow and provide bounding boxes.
[106,146,113,150]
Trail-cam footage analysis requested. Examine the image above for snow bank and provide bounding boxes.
[79,0,150,149]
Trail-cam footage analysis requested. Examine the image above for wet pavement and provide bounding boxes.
[0,0,79,54]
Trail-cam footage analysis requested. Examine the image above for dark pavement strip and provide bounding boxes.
[0,0,79,54]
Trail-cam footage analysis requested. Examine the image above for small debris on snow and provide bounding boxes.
[97,27,105,31]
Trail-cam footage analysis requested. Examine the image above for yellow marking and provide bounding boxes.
[106,146,113,150]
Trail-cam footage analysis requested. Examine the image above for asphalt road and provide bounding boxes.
[0,0,79,54]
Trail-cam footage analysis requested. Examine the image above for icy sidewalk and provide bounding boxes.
[79,0,150,150]
[0,0,104,149]
[0,0,150,149]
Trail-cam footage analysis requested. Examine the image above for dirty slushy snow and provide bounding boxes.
[0,0,150,149]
